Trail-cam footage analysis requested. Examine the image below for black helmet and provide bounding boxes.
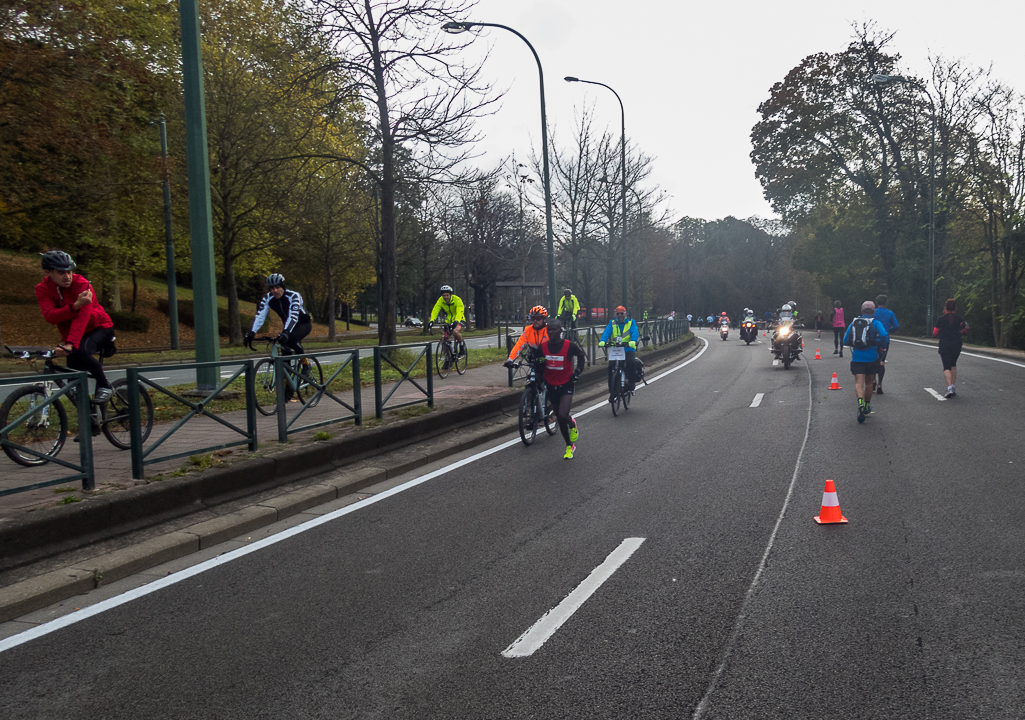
[266,273,285,287]
[41,250,76,271]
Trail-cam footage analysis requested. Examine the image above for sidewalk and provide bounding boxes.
[0,358,515,519]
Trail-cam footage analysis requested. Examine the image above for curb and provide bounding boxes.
[0,336,696,623]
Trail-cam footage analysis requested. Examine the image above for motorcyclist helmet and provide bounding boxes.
[266,273,285,287]
[41,250,76,271]
[529,305,548,319]
[721,311,727,316]
[440,285,453,293]
[781,303,792,312]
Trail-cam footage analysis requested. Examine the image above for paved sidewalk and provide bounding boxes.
[0,359,515,519]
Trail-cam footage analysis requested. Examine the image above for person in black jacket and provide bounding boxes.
[932,298,968,398]
[245,273,312,355]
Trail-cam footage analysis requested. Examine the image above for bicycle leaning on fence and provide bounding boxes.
[245,335,324,416]
[432,322,467,378]
[509,360,557,445]
[0,346,155,466]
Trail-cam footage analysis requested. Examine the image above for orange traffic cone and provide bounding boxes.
[828,372,842,390]
[814,348,821,359]
[814,479,848,524]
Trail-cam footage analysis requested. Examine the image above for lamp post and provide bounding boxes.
[154,113,180,349]
[443,21,557,313]
[565,76,628,307]
[873,73,936,332]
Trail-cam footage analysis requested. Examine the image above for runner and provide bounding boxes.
[843,300,889,423]
[872,294,900,394]
[538,319,586,459]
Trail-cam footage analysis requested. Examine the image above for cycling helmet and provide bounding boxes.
[41,251,76,271]
[266,273,285,287]
[440,285,453,293]
[529,305,548,319]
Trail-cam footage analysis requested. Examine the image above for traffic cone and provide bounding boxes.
[828,372,842,390]
[814,348,821,359]
[814,479,848,524]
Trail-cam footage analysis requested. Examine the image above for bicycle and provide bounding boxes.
[246,336,324,416]
[601,337,646,417]
[1,347,154,466]
[510,361,557,445]
[433,322,467,378]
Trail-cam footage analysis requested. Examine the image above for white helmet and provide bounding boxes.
[440,285,453,293]
[781,303,793,312]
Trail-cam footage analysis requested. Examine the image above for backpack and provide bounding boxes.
[850,317,878,350]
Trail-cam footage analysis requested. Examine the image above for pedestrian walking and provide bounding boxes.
[830,300,845,357]
[933,298,968,398]
[814,310,824,339]
[843,300,889,424]
[872,294,900,394]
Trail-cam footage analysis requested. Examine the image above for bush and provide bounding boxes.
[109,311,151,333]
[157,298,256,336]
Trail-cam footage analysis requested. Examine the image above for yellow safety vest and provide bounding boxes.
[612,320,633,339]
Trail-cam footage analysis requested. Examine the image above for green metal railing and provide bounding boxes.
[127,360,257,479]
[0,372,94,495]
[274,349,361,442]
[373,343,433,419]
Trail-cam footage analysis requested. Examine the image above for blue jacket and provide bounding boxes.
[600,318,639,347]
[873,306,899,333]
[843,314,890,362]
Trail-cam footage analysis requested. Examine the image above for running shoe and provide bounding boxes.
[876,386,884,395]
[569,419,579,443]
[865,403,872,414]
[92,387,113,404]
[857,408,865,423]
[950,384,956,397]
[564,444,575,459]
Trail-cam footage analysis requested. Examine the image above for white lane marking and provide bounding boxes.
[502,537,646,658]
[692,345,814,720]
[925,388,947,401]
[891,339,1025,369]
[750,393,764,408]
[0,337,710,654]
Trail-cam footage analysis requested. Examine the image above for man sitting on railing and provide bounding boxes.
[504,306,549,369]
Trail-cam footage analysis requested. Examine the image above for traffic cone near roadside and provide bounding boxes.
[814,479,848,524]
[814,348,821,359]
[828,372,842,390]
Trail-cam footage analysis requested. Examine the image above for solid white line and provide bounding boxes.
[750,393,764,408]
[692,345,815,719]
[891,338,1025,369]
[925,388,947,401]
[0,336,710,654]
[501,537,646,658]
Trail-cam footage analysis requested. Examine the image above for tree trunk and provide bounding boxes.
[225,256,241,343]
[326,269,336,341]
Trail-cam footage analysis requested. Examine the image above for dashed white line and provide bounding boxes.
[925,388,947,401]
[501,537,646,658]
[750,393,764,408]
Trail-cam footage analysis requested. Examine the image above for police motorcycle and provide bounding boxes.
[739,308,758,344]
[770,303,803,369]
[718,313,730,341]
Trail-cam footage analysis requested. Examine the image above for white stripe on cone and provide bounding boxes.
[820,491,839,507]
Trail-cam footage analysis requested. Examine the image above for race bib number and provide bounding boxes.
[608,346,626,361]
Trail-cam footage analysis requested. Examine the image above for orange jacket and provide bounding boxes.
[507,324,548,361]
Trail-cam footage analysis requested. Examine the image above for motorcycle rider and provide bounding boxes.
[598,305,639,401]
[771,302,802,356]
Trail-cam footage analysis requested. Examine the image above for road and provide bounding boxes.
[1,334,1023,718]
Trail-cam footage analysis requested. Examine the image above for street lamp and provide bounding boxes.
[565,76,628,308]
[443,21,558,313]
[873,73,937,332]
[152,113,180,349]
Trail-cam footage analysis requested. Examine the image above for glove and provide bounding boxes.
[503,359,515,369]
[598,341,606,348]
[628,341,637,350]
[277,331,289,343]
[244,330,255,344]
[571,369,582,383]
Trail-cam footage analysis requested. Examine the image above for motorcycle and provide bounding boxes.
[770,320,803,369]
[719,322,729,341]
[740,320,758,344]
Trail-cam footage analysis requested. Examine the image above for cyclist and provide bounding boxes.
[34,250,115,404]
[504,305,549,367]
[429,285,466,366]
[557,289,580,329]
[598,305,639,402]
[245,273,312,356]
[537,319,585,459]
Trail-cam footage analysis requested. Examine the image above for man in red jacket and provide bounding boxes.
[34,251,115,403]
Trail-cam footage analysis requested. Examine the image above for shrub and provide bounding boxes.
[109,311,151,333]
[157,298,256,336]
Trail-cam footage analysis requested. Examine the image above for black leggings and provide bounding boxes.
[283,320,312,355]
[833,327,843,349]
[66,327,115,390]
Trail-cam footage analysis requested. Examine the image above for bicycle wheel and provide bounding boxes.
[435,340,450,379]
[622,375,631,411]
[254,358,279,416]
[518,386,538,445]
[0,385,67,466]
[611,372,622,417]
[101,378,154,450]
[295,357,324,406]
[455,342,468,375]
[543,392,558,436]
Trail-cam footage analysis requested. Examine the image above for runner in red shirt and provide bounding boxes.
[539,319,586,459]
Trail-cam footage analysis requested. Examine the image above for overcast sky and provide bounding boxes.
[450,0,1025,224]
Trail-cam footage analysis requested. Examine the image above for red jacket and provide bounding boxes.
[35,274,113,349]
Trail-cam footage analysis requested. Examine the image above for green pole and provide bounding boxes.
[157,114,180,350]
[180,0,220,389]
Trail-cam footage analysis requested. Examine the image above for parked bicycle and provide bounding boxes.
[1,347,154,466]
[433,322,467,378]
[246,335,324,416]
[510,360,557,445]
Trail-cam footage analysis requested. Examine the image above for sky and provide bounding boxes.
[450,0,1025,224]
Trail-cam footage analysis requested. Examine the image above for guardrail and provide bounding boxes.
[127,359,258,480]
[373,343,433,419]
[274,348,361,442]
[0,371,95,495]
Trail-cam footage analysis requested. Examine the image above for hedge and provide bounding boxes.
[157,298,257,336]
[109,311,151,333]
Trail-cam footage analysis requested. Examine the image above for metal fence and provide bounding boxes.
[0,371,94,496]
[273,348,361,442]
[373,342,433,419]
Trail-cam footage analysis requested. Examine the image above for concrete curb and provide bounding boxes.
[0,336,697,623]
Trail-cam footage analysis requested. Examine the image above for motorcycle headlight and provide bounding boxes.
[779,326,790,336]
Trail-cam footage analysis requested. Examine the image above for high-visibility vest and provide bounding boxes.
[611,320,633,340]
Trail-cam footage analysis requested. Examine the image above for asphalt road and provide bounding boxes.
[1,334,1023,719]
